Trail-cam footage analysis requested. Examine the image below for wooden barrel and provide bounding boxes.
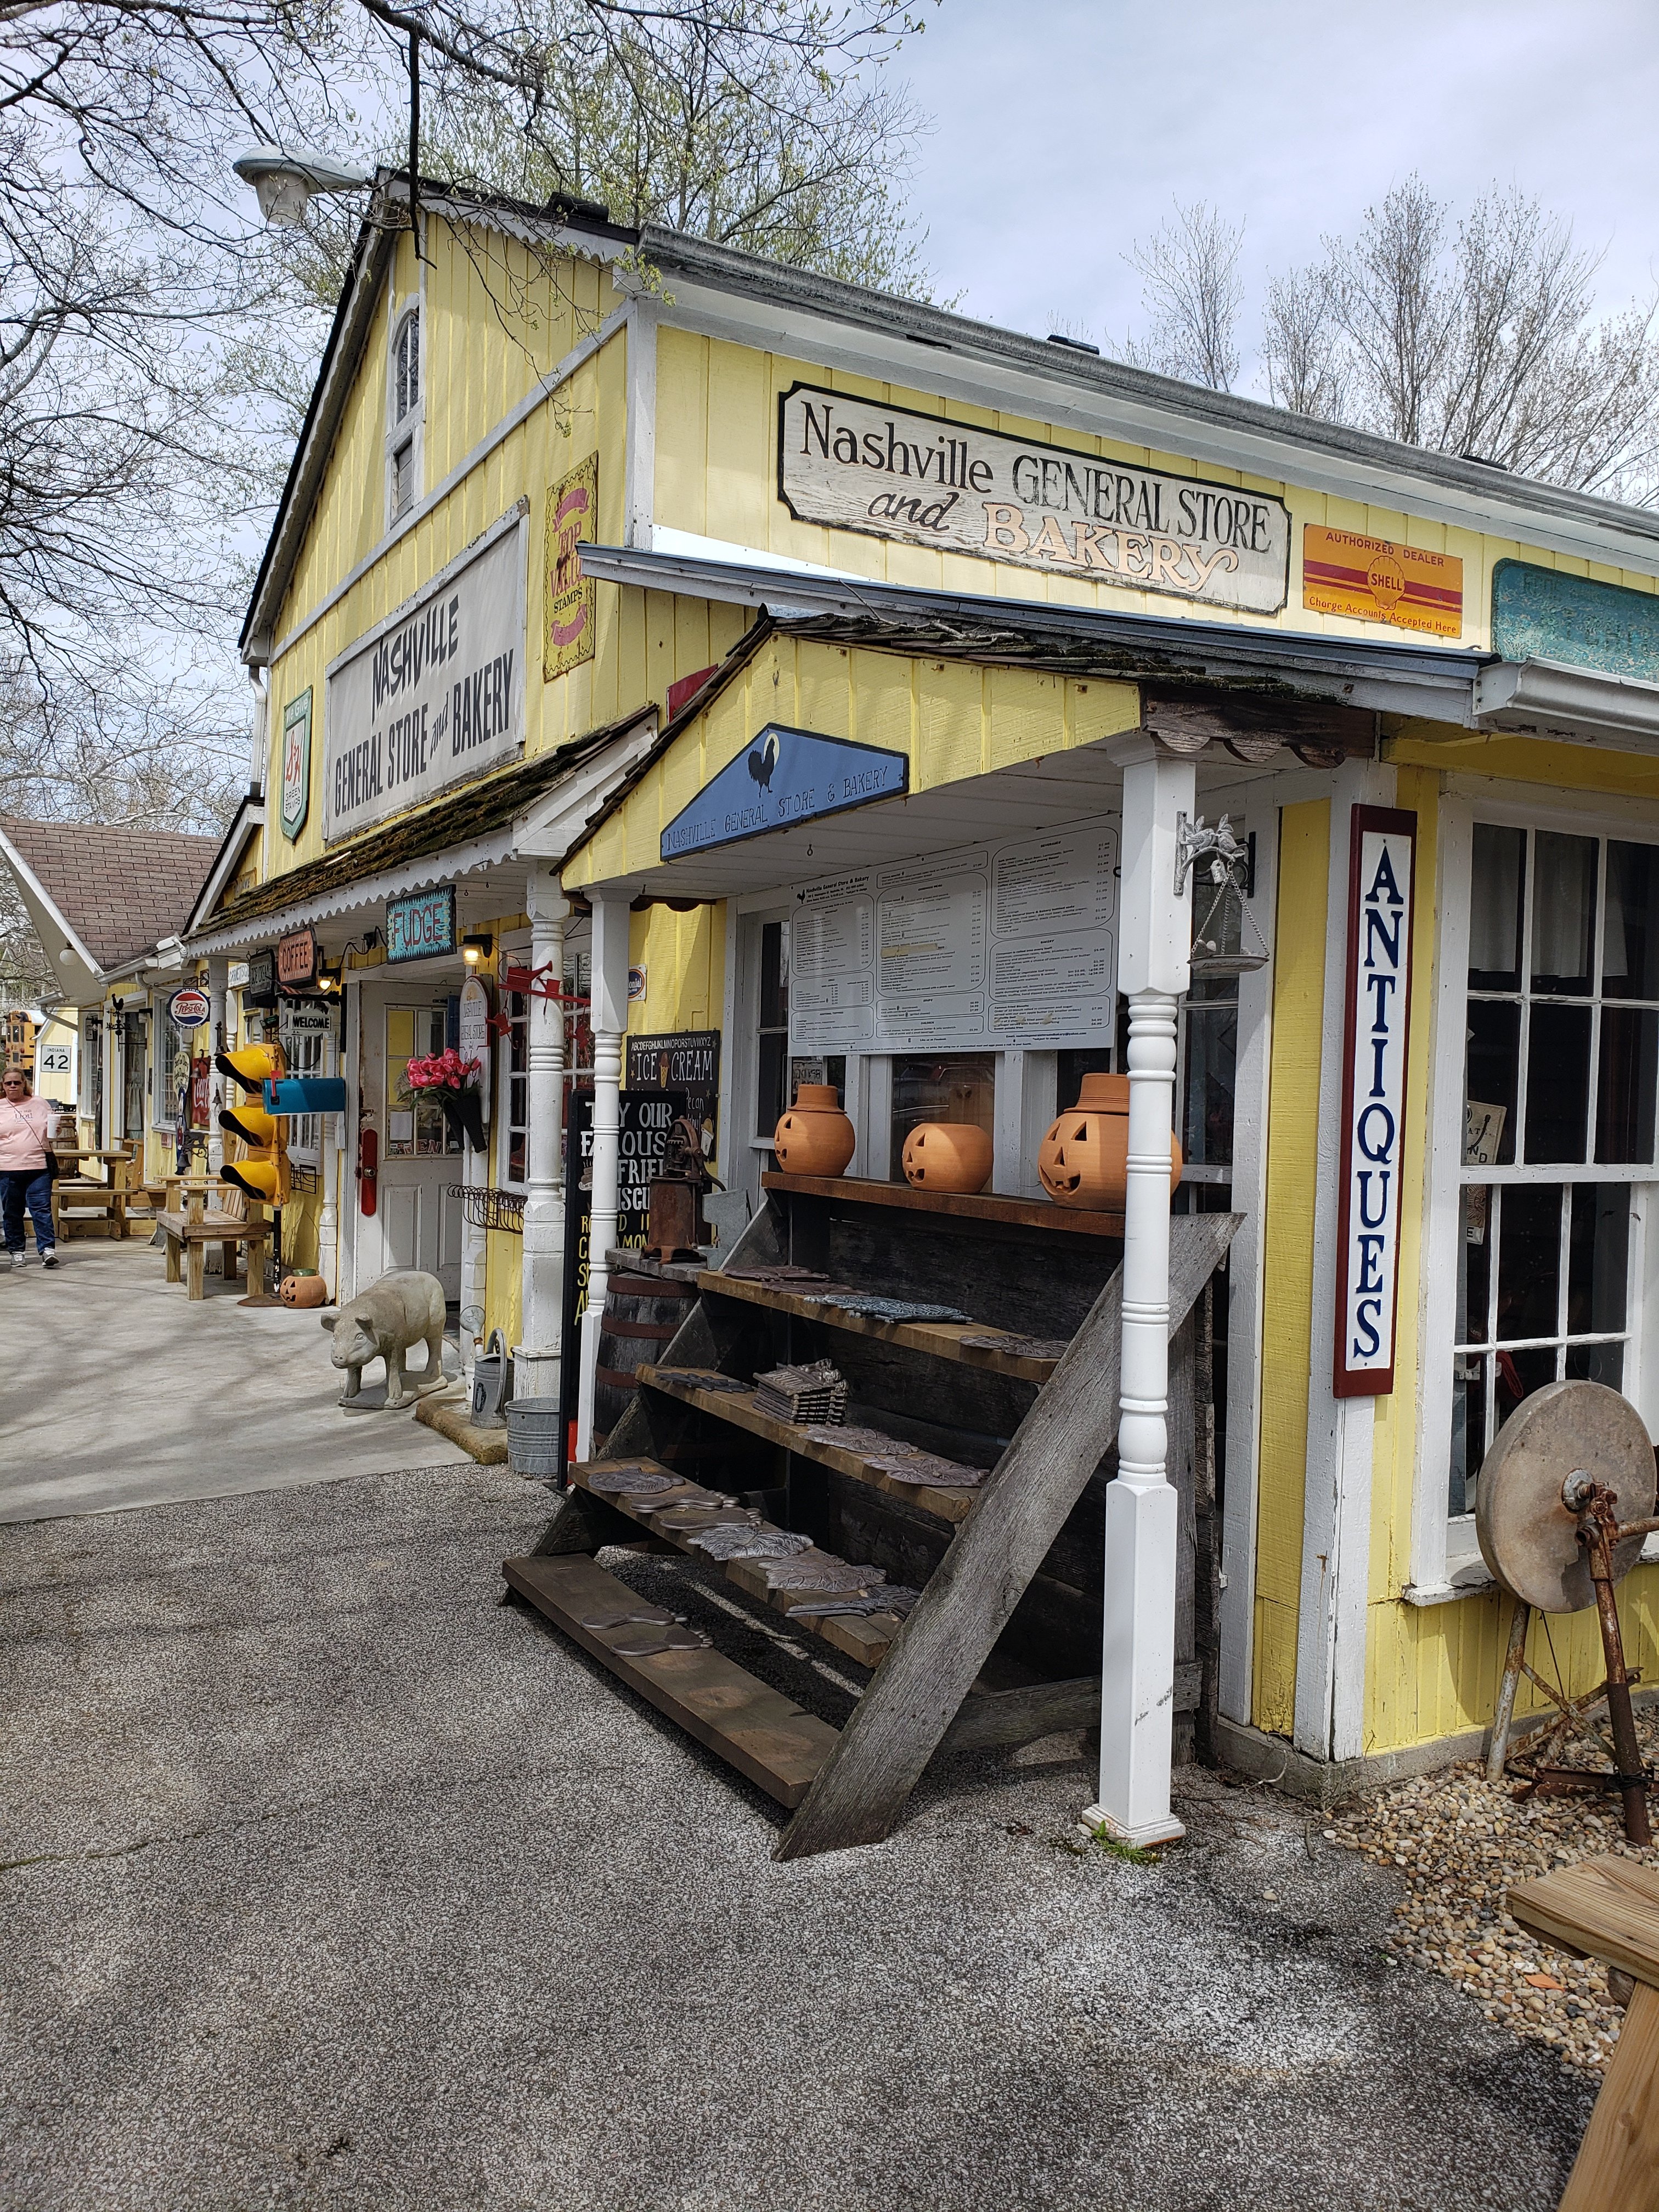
[594,1272,697,1449]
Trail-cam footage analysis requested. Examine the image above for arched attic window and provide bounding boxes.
[389,306,421,521]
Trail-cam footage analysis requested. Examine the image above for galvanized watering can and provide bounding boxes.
[470,1327,514,1429]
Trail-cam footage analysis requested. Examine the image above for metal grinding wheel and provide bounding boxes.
[1475,1380,1657,1611]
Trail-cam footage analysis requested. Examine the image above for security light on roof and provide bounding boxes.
[233,145,371,228]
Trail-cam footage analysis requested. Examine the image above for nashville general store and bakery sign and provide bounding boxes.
[778,382,1291,615]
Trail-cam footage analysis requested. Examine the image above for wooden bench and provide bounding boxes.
[52,1178,127,1239]
[159,1188,267,1301]
[1508,1855,1659,2210]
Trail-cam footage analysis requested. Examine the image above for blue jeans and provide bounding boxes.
[1,1168,54,1254]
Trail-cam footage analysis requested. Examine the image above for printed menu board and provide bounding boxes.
[789,816,1118,1054]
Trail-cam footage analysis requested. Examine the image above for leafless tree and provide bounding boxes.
[1123,200,1244,392]
[1261,179,1659,499]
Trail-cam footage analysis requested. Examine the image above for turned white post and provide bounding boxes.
[1086,739,1195,1848]
[515,865,569,1403]
[576,891,630,1456]
[206,956,228,1176]
[317,1014,340,1295]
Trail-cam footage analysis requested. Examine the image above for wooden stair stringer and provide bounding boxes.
[774,1209,1241,1861]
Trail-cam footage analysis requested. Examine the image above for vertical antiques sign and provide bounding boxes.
[777,382,1291,614]
[544,453,598,679]
[1334,806,1417,1397]
[323,509,526,843]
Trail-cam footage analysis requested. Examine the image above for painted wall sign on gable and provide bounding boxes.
[660,724,908,861]
[777,382,1291,616]
[1303,527,1463,639]
[1492,560,1659,681]
[1334,805,1417,1398]
[544,452,598,679]
[281,689,312,840]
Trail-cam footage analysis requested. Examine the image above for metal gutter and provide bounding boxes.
[578,541,1488,719]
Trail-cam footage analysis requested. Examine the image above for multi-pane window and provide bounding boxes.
[393,309,419,424]
[1451,823,1659,1514]
[386,1005,461,1159]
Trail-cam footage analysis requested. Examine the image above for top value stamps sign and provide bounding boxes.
[778,382,1290,616]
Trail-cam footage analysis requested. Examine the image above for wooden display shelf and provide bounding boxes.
[567,1458,905,1669]
[762,1171,1124,1239]
[635,1364,975,1524]
[698,1267,1063,1383]
[503,1551,837,1807]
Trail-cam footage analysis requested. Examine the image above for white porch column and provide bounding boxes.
[575,891,630,1457]
[516,865,569,1401]
[1087,740,1195,1848]
[318,1013,341,1296]
[206,957,228,1175]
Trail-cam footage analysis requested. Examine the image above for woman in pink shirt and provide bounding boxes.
[1,1064,59,1269]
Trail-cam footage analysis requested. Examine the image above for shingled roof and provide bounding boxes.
[1,817,219,971]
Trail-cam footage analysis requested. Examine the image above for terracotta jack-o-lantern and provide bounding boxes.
[279,1271,330,1308]
[1037,1073,1182,1211]
[901,1121,992,1194]
[773,1084,855,1177]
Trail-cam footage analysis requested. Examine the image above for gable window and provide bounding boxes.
[386,303,422,527]
[1450,821,1659,1518]
[394,307,420,425]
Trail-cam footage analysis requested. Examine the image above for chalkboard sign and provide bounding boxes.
[557,1087,686,1475]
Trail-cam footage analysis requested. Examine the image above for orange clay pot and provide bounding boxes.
[773,1084,855,1177]
[901,1120,993,1195]
[279,1271,330,1308]
[1037,1073,1182,1211]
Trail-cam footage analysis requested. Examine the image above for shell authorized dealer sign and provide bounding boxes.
[323,508,527,843]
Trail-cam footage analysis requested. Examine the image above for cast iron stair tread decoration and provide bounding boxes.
[633,1366,981,1523]
[515,1205,1238,1858]
[697,1268,1067,1382]
[565,1455,912,1669]
[501,1551,839,1807]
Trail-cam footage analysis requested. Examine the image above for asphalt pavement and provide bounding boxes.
[0,1459,1596,2211]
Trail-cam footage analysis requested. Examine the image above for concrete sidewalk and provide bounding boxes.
[0,1461,1594,2211]
[1,1240,464,1522]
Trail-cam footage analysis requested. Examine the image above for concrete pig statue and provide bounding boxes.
[321,1269,449,1412]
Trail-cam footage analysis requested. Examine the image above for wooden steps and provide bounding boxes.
[634,1365,977,1523]
[502,1550,838,1808]
[565,1455,909,1668]
[698,1269,1063,1383]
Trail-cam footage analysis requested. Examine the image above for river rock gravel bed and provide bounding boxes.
[1327,1709,1659,2076]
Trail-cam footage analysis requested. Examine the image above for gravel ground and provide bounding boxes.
[1329,1711,1659,2077]
[1,1464,1599,2211]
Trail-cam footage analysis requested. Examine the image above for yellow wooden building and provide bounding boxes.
[187,168,1659,1816]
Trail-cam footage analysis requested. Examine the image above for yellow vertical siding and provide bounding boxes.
[627,903,726,1036]
[484,1227,523,1345]
[1252,800,1330,1736]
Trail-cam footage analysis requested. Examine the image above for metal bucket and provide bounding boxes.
[506,1397,563,1480]
[470,1327,514,1429]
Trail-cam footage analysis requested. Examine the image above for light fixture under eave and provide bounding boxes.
[232,145,371,228]
[461,933,494,967]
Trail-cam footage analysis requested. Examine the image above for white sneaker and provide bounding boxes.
[8,1251,22,1271]
[41,1250,57,1269]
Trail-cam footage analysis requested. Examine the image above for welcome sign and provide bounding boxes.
[1334,806,1417,1397]
[323,511,526,844]
[778,382,1291,615]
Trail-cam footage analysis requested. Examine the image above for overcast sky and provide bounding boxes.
[894,0,1659,383]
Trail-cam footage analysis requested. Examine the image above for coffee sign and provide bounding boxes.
[778,382,1291,615]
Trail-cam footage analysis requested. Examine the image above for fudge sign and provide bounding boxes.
[777,382,1290,615]
[323,512,526,842]
[1334,806,1417,1398]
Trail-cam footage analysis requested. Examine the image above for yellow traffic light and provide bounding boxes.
[215,1043,285,1090]
[218,1104,280,1149]
[222,1154,290,1205]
